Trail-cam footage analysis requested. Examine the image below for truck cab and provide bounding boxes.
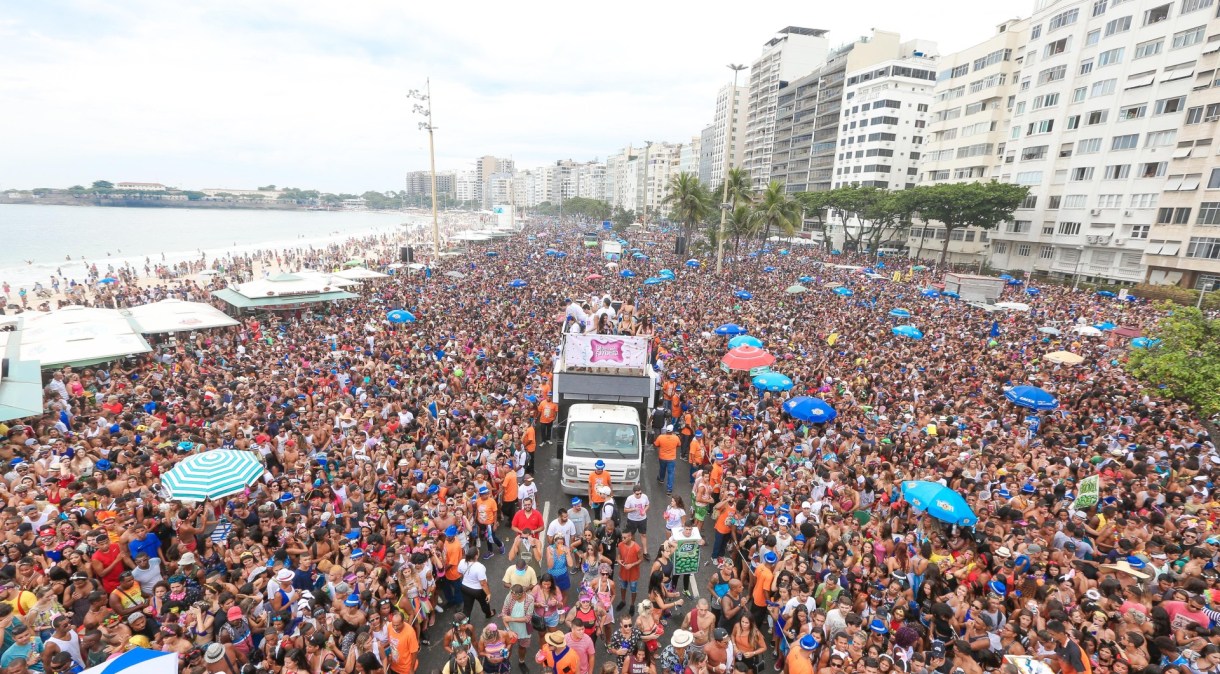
[552,332,655,496]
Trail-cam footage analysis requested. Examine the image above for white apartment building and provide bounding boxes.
[709,84,749,187]
[513,170,538,208]
[699,124,718,185]
[621,142,681,218]
[679,136,702,178]
[571,161,607,201]
[743,27,831,189]
[914,19,1029,263]
[1145,12,1220,289]
[454,170,479,204]
[989,0,1215,285]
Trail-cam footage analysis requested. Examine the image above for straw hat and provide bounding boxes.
[1100,559,1150,579]
[544,631,566,649]
[671,630,694,649]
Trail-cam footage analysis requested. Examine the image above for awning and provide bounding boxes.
[1203,41,1220,55]
[1181,175,1202,191]
[333,267,390,281]
[1149,270,1167,284]
[1161,242,1182,256]
[1172,147,1193,159]
[0,333,44,422]
[17,306,152,369]
[1161,68,1193,82]
[1125,75,1155,89]
[124,299,240,334]
[1165,270,1183,285]
[211,288,358,309]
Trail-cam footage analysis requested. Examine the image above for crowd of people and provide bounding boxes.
[0,218,1216,674]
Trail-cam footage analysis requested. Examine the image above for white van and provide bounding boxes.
[560,403,643,496]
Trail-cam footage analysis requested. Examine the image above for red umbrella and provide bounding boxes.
[1112,326,1141,338]
[721,346,776,372]
[585,274,604,280]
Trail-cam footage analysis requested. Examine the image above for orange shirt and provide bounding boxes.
[443,539,464,581]
[502,470,518,503]
[752,563,774,607]
[388,622,420,674]
[618,541,643,582]
[662,380,676,399]
[689,439,706,466]
[670,394,681,418]
[541,644,581,674]
[710,463,725,491]
[714,504,733,535]
[654,433,679,461]
[538,401,558,424]
[679,412,694,436]
[786,650,815,674]
[522,426,537,453]
[476,496,498,525]
[589,471,612,504]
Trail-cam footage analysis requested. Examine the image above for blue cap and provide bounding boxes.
[278,493,294,503]
[799,635,819,651]
[313,479,323,487]
[477,486,489,495]
[764,551,778,564]
[427,484,440,495]
[594,460,606,469]
[109,424,120,434]
[96,459,111,471]
[989,580,1006,596]
[351,548,364,559]
[694,430,703,437]
[345,530,360,540]
[445,525,458,537]
[997,488,1012,499]
[1127,556,1147,569]
[344,593,361,607]
[395,524,408,534]
[1021,483,1036,494]
[571,497,582,505]
[8,458,22,467]
[763,505,776,515]
[869,619,888,634]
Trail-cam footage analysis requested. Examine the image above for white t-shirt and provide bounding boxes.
[546,518,577,546]
[664,506,686,530]
[458,559,488,590]
[624,493,649,521]
[518,481,539,504]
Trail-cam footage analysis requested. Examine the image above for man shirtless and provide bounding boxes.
[682,597,716,646]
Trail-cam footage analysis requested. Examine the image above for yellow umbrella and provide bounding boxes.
[1045,350,1085,365]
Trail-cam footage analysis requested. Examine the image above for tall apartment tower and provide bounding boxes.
[709,83,750,187]
[1144,12,1220,290]
[913,19,1029,263]
[988,0,1213,284]
[743,27,831,189]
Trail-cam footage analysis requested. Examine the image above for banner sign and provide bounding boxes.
[672,538,701,575]
[564,334,649,368]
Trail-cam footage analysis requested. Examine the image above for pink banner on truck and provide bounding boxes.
[565,334,649,368]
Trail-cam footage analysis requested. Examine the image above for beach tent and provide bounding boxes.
[0,332,43,422]
[17,306,151,369]
[333,267,391,281]
[124,299,240,334]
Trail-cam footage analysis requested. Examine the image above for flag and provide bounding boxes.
[827,333,839,347]
[1072,475,1100,510]
[990,321,1001,338]
[427,401,439,420]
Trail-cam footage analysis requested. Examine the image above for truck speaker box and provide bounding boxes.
[400,246,414,263]
[674,236,688,256]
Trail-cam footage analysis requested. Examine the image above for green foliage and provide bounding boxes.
[725,204,759,251]
[360,191,402,209]
[277,187,321,203]
[914,181,1028,264]
[91,180,113,189]
[259,184,276,191]
[1126,304,1220,417]
[753,181,800,251]
[562,197,612,222]
[182,191,206,201]
[661,172,712,237]
[612,206,637,228]
[713,168,754,209]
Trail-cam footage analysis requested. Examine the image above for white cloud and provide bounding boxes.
[0,0,1020,192]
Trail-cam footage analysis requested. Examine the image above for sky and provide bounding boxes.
[1,0,1021,193]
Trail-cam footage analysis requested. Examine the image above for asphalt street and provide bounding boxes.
[416,437,714,673]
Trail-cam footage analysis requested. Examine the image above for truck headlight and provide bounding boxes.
[625,469,639,481]
[563,465,577,477]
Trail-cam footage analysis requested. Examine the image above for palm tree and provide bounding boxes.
[726,204,758,252]
[661,172,711,240]
[714,167,754,209]
[753,181,801,254]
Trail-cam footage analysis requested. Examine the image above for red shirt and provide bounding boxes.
[512,508,544,535]
[92,544,124,594]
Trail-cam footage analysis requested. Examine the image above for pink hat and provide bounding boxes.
[227,606,243,620]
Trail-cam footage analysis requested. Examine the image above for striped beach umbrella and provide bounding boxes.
[162,450,265,502]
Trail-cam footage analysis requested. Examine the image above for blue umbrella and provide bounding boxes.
[921,288,940,298]
[1026,287,1041,296]
[1131,337,1162,349]
[644,277,665,285]
[799,276,814,283]
[484,251,499,257]
[942,290,960,299]
[508,279,528,288]
[545,249,559,257]
[753,372,794,392]
[632,253,648,260]
[1007,279,1024,286]
[728,335,764,349]
[833,287,853,297]
[714,323,747,336]
[782,396,837,423]
[893,325,924,339]
[685,259,700,268]
[900,481,978,527]
[98,277,117,284]
[831,249,842,255]
[889,308,912,318]
[779,249,790,256]
[763,266,777,273]
[999,274,1014,281]
[1094,321,1117,331]
[1096,290,1117,298]
[735,290,754,300]
[619,269,636,278]
[658,269,675,279]
[1004,385,1059,410]
[554,251,567,258]
[386,309,415,324]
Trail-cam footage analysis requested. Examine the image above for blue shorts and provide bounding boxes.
[553,572,571,592]
[618,579,638,593]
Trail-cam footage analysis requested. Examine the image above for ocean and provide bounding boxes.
[0,204,427,289]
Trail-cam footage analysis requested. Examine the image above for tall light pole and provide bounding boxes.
[1072,246,1085,290]
[976,243,990,274]
[408,79,441,259]
[716,64,747,274]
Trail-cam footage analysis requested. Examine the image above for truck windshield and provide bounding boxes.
[566,422,639,459]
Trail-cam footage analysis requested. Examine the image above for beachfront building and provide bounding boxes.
[912,19,1029,264]
[476,156,514,208]
[454,170,479,205]
[699,124,717,185]
[1143,12,1220,290]
[708,83,750,187]
[404,171,455,200]
[115,182,167,191]
[743,27,831,190]
[679,137,702,178]
[987,0,1214,285]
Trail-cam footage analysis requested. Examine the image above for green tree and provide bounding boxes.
[182,191,206,200]
[753,181,801,253]
[796,191,833,250]
[91,180,113,189]
[916,181,1028,264]
[724,204,759,252]
[713,168,754,210]
[562,197,612,222]
[1126,305,1220,417]
[661,172,712,239]
[611,206,636,229]
[259,184,277,191]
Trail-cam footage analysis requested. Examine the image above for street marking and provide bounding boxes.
[690,577,700,598]
[542,500,551,525]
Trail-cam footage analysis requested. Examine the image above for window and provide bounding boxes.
[1135,39,1164,59]
[1064,194,1088,208]
[1030,25,1042,40]
[1104,164,1132,179]
[1038,65,1068,85]
[1049,8,1079,30]
[1209,168,1220,189]
[1007,220,1032,234]
[1060,248,1081,264]
[1048,195,1063,209]
[1086,110,1109,125]
[1175,207,1193,223]
[1033,92,1060,109]
[1181,0,1214,13]
[1155,96,1186,114]
[1130,193,1158,208]
[1040,245,1055,259]
[1158,207,1193,222]
[1022,145,1049,161]
[1141,161,1167,178]
[1016,171,1044,184]
[1086,29,1101,46]
[1098,47,1125,67]
[1098,194,1124,207]
[1144,3,1171,24]
[1016,244,1033,257]
[994,241,1008,254]
[1111,134,1139,150]
[1131,224,1151,238]
[1186,106,1205,124]
[1078,138,1102,153]
[1172,26,1206,50]
[1105,16,1132,35]
[1199,202,1220,224]
[1060,142,1074,157]
[1094,0,1109,15]
[1058,221,1083,235]
[1187,237,1220,259]
[1073,87,1087,102]
[973,49,1012,71]
[1071,167,1095,181]
[1091,79,1117,96]
[1045,38,1070,57]
[1067,115,1081,130]
[1021,194,1039,209]
[1146,129,1176,146]
[1027,119,1055,135]
[1119,104,1147,120]
[1043,223,1055,235]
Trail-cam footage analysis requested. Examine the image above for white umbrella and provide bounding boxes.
[162,450,265,502]
[1071,325,1103,336]
[444,271,466,279]
[995,302,1030,312]
[1038,326,1061,336]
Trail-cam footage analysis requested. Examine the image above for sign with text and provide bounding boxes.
[564,334,649,368]
[672,538,702,575]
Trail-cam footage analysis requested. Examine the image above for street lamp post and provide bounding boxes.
[716,64,747,274]
[408,80,441,259]
[976,243,990,275]
[1072,246,1085,290]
